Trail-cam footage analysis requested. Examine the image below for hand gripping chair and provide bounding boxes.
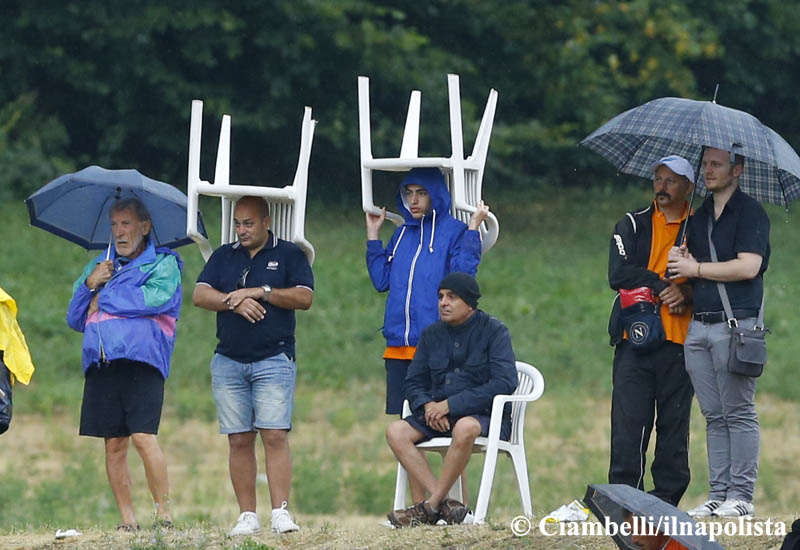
[358,74,500,252]
[392,361,545,523]
[186,100,317,264]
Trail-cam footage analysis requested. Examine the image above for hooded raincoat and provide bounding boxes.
[366,168,481,347]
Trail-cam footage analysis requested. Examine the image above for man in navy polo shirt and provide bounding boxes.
[668,147,770,519]
[193,196,313,535]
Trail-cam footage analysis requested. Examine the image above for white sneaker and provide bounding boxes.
[714,499,755,518]
[686,500,723,517]
[230,511,260,536]
[271,501,299,533]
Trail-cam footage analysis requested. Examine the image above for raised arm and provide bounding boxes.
[66,257,111,332]
[366,225,402,292]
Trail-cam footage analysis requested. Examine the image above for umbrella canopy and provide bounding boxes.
[580,97,800,206]
[584,484,724,550]
[25,165,207,250]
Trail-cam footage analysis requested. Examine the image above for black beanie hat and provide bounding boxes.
[438,272,480,309]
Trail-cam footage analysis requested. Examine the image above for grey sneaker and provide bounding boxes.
[271,501,299,533]
[438,498,469,525]
[714,499,754,518]
[230,511,260,536]
[387,500,439,528]
[686,500,723,518]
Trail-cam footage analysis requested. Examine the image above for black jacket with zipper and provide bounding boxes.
[607,203,682,345]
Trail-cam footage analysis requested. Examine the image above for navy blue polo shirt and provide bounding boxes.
[686,187,770,313]
[196,232,314,363]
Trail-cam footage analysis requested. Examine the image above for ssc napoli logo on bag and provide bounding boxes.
[629,321,651,345]
[619,287,666,353]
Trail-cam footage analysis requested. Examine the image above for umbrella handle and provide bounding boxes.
[677,147,704,247]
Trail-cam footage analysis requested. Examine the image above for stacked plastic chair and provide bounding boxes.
[358,74,499,251]
[186,100,316,264]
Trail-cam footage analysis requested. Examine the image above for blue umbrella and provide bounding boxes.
[25,165,207,250]
[584,484,724,550]
[580,97,800,206]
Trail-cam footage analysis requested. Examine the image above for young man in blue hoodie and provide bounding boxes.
[366,167,488,503]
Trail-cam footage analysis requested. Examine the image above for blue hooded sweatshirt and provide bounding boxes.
[366,168,481,347]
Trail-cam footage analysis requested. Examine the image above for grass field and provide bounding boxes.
[1,184,799,548]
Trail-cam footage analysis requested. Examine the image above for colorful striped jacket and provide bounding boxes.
[67,240,182,379]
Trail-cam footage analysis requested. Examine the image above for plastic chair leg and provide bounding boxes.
[393,461,408,511]
[510,447,533,517]
[473,446,500,524]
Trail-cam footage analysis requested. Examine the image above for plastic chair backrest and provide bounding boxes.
[509,361,543,445]
[358,74,499,251]
[186,100,316,264]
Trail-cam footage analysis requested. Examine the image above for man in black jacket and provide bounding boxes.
[608,155,695,506]
[385,272,517,527]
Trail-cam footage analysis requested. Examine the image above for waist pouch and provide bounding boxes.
[728,323,768,378]
[619,287,665,353]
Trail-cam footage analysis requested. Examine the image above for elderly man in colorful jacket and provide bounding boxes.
[67,197,181,531]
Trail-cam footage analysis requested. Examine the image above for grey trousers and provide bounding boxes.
[684,318,759,502]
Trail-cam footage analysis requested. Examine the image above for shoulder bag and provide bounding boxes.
[707,217,768,377]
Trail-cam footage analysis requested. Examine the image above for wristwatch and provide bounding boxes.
[261,284,272,301]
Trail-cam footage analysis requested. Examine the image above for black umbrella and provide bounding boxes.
[584,484,725,550]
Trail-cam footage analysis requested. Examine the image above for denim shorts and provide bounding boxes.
[211,352,296,434]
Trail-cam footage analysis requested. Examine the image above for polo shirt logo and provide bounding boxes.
[267,261,279,271]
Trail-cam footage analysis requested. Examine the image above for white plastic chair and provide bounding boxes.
[392,361,545,523]
[358,74,500,252]
[186,100,317,264]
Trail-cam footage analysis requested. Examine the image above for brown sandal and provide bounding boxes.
[116,523,139,532]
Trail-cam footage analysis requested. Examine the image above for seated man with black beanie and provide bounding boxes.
[385,272,518,527]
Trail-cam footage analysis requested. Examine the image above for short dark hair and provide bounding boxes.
[110,197,152,224]
[237,196,271,219]
[733,153,745,167]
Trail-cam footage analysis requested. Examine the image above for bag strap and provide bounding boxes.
[706,216,765,329]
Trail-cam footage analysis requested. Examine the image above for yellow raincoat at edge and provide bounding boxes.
[0,286,35,385]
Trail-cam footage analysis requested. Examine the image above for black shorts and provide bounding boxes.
[385,358,411,415]
[80,359,165,438]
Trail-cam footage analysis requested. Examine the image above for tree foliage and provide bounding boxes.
[1,0,798,198]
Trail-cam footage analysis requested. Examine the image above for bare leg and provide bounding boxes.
[105,436,136,526]
[428,418,481,510]
[259,429,292,509]
[130,433,172,521]
[386,420,438,497]
[228,431,258,512]
[409,472,428,503]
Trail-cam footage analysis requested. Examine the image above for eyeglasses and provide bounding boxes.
[236,268,250,289]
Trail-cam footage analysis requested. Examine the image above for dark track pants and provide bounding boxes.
[609,340,693,506]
